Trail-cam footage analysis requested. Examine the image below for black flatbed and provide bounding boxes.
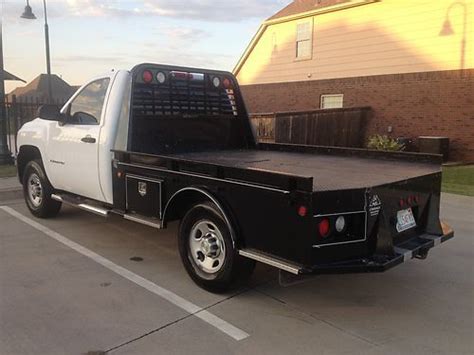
[167,148,440,191]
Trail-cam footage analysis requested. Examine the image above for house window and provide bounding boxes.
[320,94,344,109]
[296,21,312,59]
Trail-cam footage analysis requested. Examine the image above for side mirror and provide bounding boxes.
[37,104,61,121]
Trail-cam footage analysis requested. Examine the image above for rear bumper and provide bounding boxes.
[302,222,454,275]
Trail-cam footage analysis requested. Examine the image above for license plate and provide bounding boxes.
[396,208,416,233]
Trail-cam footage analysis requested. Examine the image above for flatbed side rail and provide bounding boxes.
[259,142,443,165]
[112,150,314,193]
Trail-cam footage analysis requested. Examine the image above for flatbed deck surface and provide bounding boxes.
[168,149,440,191]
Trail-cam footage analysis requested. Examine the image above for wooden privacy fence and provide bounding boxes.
[250,107,372,148]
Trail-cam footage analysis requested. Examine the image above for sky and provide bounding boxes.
[2,0,289,93]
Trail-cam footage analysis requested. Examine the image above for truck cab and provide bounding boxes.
[18,69,130,204]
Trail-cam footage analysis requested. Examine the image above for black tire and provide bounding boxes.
[22,160,62,218]
[178,202,255,293]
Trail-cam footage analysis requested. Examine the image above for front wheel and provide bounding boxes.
[178,202,255,293]
[22,160,62,218]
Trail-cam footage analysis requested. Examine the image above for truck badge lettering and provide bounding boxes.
[369,194,382,216]
[138,181,147,197]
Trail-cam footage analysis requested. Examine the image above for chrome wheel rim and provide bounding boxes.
[189,220,226,274]
[28,173,43,207]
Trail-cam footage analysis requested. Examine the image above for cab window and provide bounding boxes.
[68,78,110,125]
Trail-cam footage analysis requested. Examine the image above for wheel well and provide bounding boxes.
[162,188,238,245]
[163,189,213,224]
[17,146,42,183]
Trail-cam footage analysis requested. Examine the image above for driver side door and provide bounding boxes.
[47,78,110,202]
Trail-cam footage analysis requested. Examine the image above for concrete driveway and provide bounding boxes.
[0,194,472,355]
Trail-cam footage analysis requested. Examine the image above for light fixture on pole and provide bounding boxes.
[21,0,53,103]
[439,1,468,70]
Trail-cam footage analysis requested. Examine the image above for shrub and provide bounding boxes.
[367,135,405,151]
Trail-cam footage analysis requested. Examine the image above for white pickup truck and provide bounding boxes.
[16,63,453,292]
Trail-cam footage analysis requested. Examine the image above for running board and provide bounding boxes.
[51,194,110,217]
[123,214,162,229]
[238,248,302,275]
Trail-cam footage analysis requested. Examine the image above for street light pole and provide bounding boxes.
[42,0,53,103]
[21,0,53,103]
[0,14,13,164]
[439,1,468,70]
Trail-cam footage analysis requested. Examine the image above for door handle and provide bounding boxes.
[81,135,96,144]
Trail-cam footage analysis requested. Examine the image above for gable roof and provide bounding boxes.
[7,74,76,103]
[267,0,350,21]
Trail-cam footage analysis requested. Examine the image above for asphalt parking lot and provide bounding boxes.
[1,194,473,355]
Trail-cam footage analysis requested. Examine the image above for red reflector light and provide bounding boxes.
[399,198,406,208]
[414,195,420,204]
[297,206,307,217]
[318,218,330,238]
[142,70,153,84]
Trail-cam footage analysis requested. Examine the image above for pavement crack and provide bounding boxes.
[105,313,195,353]
[105,287,252,353]
[253,288,380,348]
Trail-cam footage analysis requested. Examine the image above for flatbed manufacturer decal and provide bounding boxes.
[369,194,382,216]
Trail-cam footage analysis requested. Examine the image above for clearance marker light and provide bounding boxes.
[212,76,221,88]
[156,72,166,84]
[142,70,153,83]
[223,77,232,89]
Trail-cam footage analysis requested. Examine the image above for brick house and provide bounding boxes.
[234,0,474,162]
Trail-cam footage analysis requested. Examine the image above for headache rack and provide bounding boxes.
[127,63,255,155]
[131,65,239,118]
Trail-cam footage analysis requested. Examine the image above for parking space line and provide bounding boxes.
[0,206,249,341]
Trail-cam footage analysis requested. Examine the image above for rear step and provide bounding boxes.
[238,248,303,275]
[51,194,110,217]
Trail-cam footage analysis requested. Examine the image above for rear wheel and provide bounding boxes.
[178,202,255,293]
[22,160,61,218]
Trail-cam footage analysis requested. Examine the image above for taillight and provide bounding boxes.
[142,70,153,84]
[318,218,330,238]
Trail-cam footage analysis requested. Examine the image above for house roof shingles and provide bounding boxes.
[267,0,350,21]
